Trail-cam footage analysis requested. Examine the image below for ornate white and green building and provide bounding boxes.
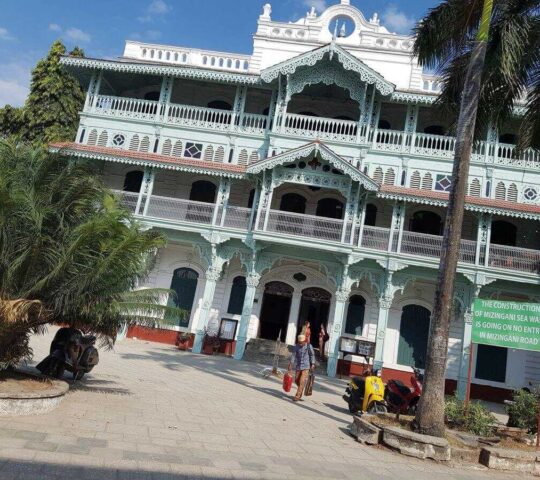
[54,1,540,399]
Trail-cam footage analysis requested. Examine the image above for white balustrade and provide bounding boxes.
[372,129,408,152]
[167,104,232,131]
[264,209,344,242]
[495,143,540,168]
[145,194,215,224]
[222,205,252,230]
[92,95,160,120]
[400,231,476,264]
[413,133,456,158]
[240,113,268,134]
[281,113,358,142]
[360,226,391,251]
[115,190,139,213]
[488,244,540,274]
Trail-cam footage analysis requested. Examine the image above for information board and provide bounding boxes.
[472,299,540,352]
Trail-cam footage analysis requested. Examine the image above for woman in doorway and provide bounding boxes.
[318,323,328,361]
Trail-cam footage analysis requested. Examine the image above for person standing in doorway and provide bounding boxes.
[288,334,315,402]
[301,320,312,345]
[318,323,328,361]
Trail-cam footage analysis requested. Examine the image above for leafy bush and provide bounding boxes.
[506,388,539,434]
[445,394,496,436]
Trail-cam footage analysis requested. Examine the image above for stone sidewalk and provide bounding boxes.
[0,331,527,479]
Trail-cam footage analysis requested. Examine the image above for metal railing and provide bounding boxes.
[265,209,344,242]
[360,226,391,251]
[115,190,139,213]
[488,244,540,274]
[222,205,252,230]
[400,230,476,264]
[145,194,215,224]
[279,113,359,143]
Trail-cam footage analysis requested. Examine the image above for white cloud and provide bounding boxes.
[0,61,32,107]
[381,5,416,34]
[0,27,15,41]
[138,0,171,23]
[302,0,327,12]
[48,23,62,32]
[64,27,91,44]
[129,30,162,42]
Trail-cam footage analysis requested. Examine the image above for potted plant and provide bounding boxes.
[175,332,193,351]
[202,330,221,355]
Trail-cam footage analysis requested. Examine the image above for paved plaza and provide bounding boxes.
[0,330,528,479]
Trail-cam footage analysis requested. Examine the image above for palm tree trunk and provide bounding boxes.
[414,0,493,437]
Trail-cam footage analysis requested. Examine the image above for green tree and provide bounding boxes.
[413,0,540,437]
[0,106,25,138]
[23,40,85,145]
[0,140,181,368]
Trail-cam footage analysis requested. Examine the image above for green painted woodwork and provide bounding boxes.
[397,304,431,369]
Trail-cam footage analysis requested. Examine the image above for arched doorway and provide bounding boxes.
[189,180,216,203]
[123,170,144,193]
[397,305,431,369]
[409,211,443,235]
[491,220,517,246]
[297,288,331,348]
[259,282,293,342]
[316,198,344,219]
[207,100,232,111]
[279,193,306,214]
[168,267,199,327]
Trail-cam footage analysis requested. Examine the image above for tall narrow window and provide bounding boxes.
[227,276,247,315]
[168,268,199,327]
[345,295,366,336]
[123,171,144,193]
[397,305,431,369]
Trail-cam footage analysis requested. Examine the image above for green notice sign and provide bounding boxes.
[472,299,540,352]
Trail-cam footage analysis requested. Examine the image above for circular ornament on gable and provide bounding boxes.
[328,15,356,38]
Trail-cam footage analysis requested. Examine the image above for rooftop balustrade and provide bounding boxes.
[115,190,540,275]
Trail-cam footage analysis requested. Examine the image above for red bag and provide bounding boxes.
[283,372,293,392]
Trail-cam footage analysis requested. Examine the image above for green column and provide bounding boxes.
[233,273,260,360]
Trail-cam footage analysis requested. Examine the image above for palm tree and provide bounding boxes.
[413,0,540,437]
[0,140,183,369]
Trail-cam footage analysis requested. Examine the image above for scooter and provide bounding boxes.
[37,327,99,380]
[384,367,423,415]
[343,369,387,414]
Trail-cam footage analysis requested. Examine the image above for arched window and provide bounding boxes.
[168,267,199,327]
[279,193,306,214]
[316,198,344,219]
[410,211,443,235]
[207,100,232,111]
[345,295,366,336]
[227,276,247,315]
[499,133,517,144]
[378,119,391,130]
[491,220,517,246]
[144,91,160,101]
[189,181,216,203]
[364,204,377,226]
[123,170,144,193]
[397,304,431,369]
[298,111,319,117]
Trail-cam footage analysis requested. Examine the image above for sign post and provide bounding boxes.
[470,299,540,448]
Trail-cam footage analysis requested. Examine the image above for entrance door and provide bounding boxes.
[297,288,331,347]
[259,282,293,342]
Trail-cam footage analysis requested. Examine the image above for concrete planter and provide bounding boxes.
[350,415,383,445]
[383,426,451,461]
[0,373,69,417]
[480,447,540,475]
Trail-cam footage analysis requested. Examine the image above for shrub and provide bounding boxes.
[506,388,539,434]
[445,394,497,436]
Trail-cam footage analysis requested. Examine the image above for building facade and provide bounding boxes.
[54,1,540,400]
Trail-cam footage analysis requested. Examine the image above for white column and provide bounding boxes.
[373,271,395,372]
[357,197,367,247]
[327,289,350,377]
[212,177,230,225]
[341,181,354,243]
[135,168,152,215]
[286,293,302,345]
[157,76,173,122]
[387,202,404,253]
[233,273,261,360]
[192,265,222,354]
[141,169,156,216]
[88,70,103,112]
[219,179,232,227]
[403,104,419,152]
[231,85,247,129]
[370,95,382,148]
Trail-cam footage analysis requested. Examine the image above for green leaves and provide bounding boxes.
[0,140,182,366]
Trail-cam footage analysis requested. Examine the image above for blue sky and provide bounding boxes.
[0,0,438,107]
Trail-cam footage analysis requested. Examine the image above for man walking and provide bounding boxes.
[288,334,315,402]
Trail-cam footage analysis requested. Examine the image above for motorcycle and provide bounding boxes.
[343,369,387,414]
[36,327,99,380]
[384,367,423,415]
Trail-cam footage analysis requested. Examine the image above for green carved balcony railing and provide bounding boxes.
[116,190,540,275]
